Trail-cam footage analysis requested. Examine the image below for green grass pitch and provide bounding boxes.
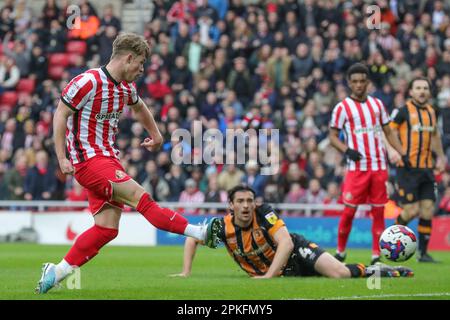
[1,243,449,300]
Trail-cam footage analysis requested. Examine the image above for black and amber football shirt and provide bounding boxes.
[390,100,437,169]
[218,204,285,276]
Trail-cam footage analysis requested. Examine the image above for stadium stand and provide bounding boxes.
[0,0,449,218]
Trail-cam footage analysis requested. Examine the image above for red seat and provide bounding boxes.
[0,91,18,109]
[48,53,71,67]
[66,41,87,55]
[16,78,36,94]
[48,65,66,80]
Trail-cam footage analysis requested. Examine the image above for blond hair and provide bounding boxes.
[111,32,150,60]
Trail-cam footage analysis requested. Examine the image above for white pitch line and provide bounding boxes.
[290,292,450,300]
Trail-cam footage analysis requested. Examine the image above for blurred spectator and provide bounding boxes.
[241,160,267,198]
[2,32,30,76]
[41,0,60,28]
[68,55,87,79]
[24,150,56,200]
[322,182,342,217]
[28,45,48,82]
[0,56,20,93]
[291,43,314,79]
[205,174,227,202]
[46,19,66,53]
[12,0,32,33]
[283,183,305,215]
[208,0,228,21]
[165,164,188,201]
[179,178,205,214]
[300,178,327,216]
[142,160,170,201]
[267,47,292,91]
[217,163,244,191]
[227,57,252,107]
[98,25,118,65]
[0,118,18,152]
[167,0,197,27]
[99,4,121,32]
[3,153,27,200]
[170,55,193,93]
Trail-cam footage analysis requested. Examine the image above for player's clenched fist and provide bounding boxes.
[141,137,163,152]
[59,158,75,175]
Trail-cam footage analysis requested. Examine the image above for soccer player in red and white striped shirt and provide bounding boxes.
[329,63,408,265]
[35,33,221,294]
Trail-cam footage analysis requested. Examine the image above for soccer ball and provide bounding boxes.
[379,225,417,262]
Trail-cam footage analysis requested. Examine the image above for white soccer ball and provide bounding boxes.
[379,225,417,262]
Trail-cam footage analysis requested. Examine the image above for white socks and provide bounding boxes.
[55,259,75,282]
[184,224,206,241]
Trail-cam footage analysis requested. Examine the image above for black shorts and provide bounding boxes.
[282,234,325,277]
[395,168,436,204]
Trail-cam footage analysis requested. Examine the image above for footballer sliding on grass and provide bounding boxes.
[172,185,414,279]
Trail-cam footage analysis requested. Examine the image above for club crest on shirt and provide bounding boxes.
[265,212,278,225]
[253,229,262,239]
[344,192,353,201]
[115,170,126,180]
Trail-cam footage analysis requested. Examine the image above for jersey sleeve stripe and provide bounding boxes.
[61,96,78,112]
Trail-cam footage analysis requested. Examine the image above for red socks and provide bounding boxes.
[370,206,385,256]
[64,194,188,267]
[64,225,118,267]
[338,205,385,256]
[136,193,188,235]
[337,206,357,253]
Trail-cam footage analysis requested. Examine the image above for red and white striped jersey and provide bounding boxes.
[61,66,138,164]
[330,95,390,171]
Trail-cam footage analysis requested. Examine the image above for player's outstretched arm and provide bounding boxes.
[130,98,163,152]
[253,226,294,279]
[53,100,76,175]
[170,237,200,277]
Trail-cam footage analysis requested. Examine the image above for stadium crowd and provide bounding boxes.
[0,0,449,217]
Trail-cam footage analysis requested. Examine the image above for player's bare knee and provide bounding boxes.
[333,265,351,279]
[420,200,434,215]
[405,204,419,220]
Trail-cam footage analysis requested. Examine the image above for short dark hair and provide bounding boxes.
[408,76,431,91]
[228,185,256,202]
[347,63,369,80]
